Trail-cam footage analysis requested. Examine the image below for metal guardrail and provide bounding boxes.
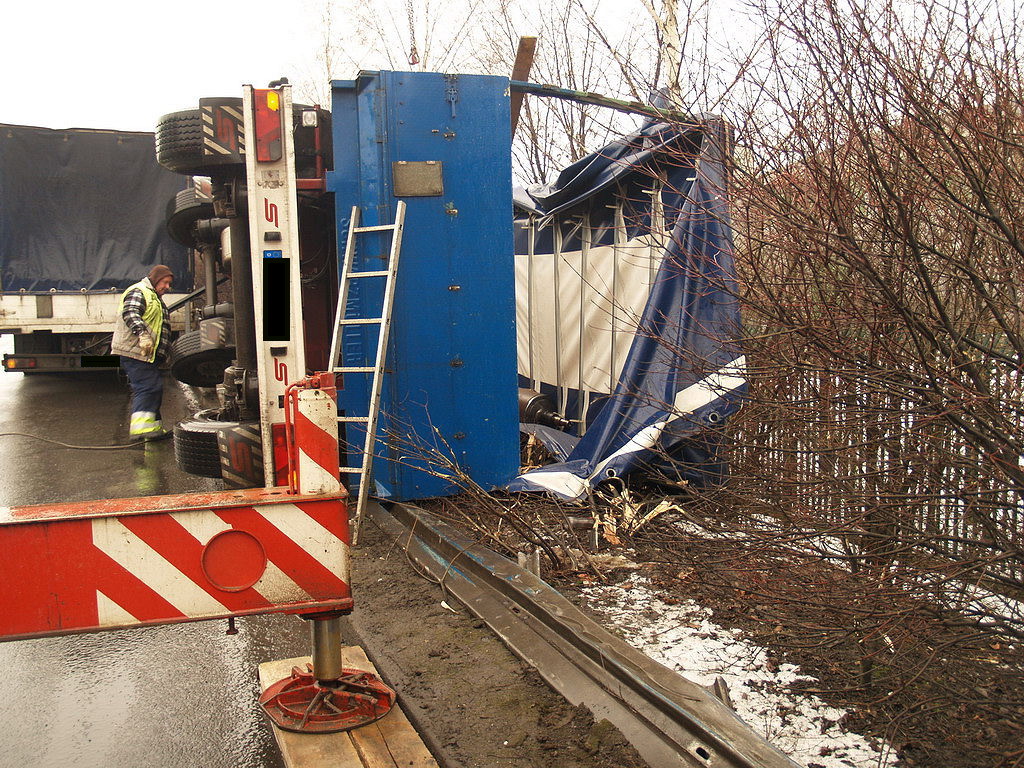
[369,502,800,768]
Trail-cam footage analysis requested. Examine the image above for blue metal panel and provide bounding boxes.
[327,71,519,501]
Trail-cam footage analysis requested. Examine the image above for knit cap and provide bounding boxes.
[148,265,174,285]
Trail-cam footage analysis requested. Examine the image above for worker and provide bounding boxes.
[111,265,174,440]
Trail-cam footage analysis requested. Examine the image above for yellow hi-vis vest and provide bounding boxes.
[111,279,165,363]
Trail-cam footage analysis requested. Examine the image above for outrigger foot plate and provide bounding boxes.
[259,663,396,733]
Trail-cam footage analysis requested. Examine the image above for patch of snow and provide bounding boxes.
[580,577,898,768]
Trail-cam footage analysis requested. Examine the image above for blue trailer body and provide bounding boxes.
[327,71,519,501]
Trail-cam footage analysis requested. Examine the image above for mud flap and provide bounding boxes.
[200,317,235,348]
[217,423,264,488]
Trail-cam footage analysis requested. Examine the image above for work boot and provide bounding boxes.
[143,427,173,442]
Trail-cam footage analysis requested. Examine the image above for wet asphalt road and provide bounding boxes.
[0,341,309,768]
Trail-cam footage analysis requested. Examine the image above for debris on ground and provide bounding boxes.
[427,489,1024,767]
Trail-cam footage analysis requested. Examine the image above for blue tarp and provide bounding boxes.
[510,118,746,500]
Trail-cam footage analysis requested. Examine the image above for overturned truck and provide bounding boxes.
[156,74,520,499]
[156,74,744,507]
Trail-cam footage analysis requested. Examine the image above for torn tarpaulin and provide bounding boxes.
[510,118,746,500]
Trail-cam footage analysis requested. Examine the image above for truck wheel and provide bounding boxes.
[169,330,234,387]
[155,105,244,177]
[174,409,232,478]
[166,187,215,247]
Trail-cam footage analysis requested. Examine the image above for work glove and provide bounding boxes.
[138,333,154,357]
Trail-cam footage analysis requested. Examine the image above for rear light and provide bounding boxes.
[272,422,288,452]
[272,422,290,487]
[253,89,283,163]
[5,357,36,369]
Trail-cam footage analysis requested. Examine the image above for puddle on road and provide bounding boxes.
[0,338,304,767]
[0,614,310,767]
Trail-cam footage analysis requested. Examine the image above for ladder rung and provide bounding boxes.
[337,416,369,423]
[353,224,397,233]
[338,317,382,326]
[333,366,376,373]
[348,270,391,278]
[339,466,365,474]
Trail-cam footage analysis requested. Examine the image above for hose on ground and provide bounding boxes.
[0,431,146,450]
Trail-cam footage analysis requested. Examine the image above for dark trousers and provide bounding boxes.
[121,357,164,417]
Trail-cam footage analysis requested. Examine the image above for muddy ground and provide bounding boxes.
[344,512,648,768]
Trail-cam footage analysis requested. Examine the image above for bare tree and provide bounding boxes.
[626,1,1024,761]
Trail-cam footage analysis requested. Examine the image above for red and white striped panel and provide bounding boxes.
[294,388,342,495]
[0,490,350,642]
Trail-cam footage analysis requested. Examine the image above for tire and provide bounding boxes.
[174,409,234,478]
[169,330,235,387]
[156,104,244,177]
[165,187,215,247]
[155,99,330,177]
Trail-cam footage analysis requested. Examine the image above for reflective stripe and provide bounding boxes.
[129,411,163,435]
[92,518,230,617]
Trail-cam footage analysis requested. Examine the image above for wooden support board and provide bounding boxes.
[258,647,438,768]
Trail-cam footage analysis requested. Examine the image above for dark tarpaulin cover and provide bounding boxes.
[0,123,192,291]
[513,120,701,219]
[510,119,747,500]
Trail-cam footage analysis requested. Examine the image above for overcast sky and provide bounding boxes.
[3,1,328,132]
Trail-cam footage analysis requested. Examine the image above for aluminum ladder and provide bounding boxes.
[327,202,406,543]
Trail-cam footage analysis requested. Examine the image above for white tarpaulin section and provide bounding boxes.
[510,118,746,499]
[516,224,664,397]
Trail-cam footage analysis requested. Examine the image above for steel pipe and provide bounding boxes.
[201,245,218,309]
[310,616,344,682]
[228,218,257,372]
